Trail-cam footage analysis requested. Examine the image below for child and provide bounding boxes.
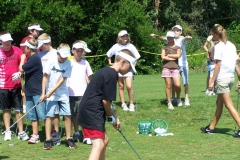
[19,38,46,144]
[37,33,61,146]
[161,31,181,109]
[107,30,140,111]
[78,49,136,160]
[200,24,240,137]
[40,43,77,150]
[0,31,29,141]
[67,40,93,143]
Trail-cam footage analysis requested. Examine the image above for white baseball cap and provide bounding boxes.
[72,42,91,52]
[57,48,71,58]
[118,30,129,37]
[116,51,137,73]
[28,25,43,31]
[172,25,182,31]
[20,40,38,49]
[0,33,13,42]
[166,31,175,38]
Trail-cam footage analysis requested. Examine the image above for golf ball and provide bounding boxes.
[136,131,139,134]
[149,134,152,137]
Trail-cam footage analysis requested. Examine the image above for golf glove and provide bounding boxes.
[106,115,116,124]
[12,72,21,82]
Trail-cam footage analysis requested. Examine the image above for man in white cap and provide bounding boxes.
[0,31,29,141]
[20,23,43,53]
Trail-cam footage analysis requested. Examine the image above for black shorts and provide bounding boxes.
[69,96,82,121]
[0,87,22,111]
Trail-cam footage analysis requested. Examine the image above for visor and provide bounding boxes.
[28,25,43,31]
[0,34,13,42]
[72,43,91,52]
[116,51,137,73]
[37,39,51,48]
[57,48,71,58]
[20,40,37,49]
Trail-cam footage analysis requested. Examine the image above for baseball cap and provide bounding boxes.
[28,25,43,31]
[20,40,37,49]
[0,33,13,42]
[166,31,175,38]
[116,51,137,73]
[37,39,51,48]
[118,30,129,37]
[172,25,182,31]
[57,47,71,58]
[72,42,91,52]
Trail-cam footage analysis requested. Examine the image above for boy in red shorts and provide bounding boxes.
[78,49,137,160]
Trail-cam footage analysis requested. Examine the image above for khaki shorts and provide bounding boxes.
[215,77,234,94]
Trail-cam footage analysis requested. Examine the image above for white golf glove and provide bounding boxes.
[106,115,116,124]
[12,72,21,82]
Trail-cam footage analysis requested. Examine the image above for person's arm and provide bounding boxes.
[108,57,113,66]
[102,99,112,116]
[19,54,27,73]
[161,49,176,61]
[44,77,67,99]
[209,60,221,90]
[40,73,48,102]
[203,41,210,59]
[150,34,166,41]
[87,75,93,82]
[238,52,240,61]
[235,60,240,90]
[184,36,192,42]
[168,48,181,59]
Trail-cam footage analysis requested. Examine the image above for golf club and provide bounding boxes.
[235,92,240,133]
[2,102,40,134]
[118,128,142,160]
[133,75,138,112]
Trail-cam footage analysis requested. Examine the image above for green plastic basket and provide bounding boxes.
[137,121,152,134]
[152,119,168,135]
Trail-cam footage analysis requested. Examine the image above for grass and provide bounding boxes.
[1,72,240,159]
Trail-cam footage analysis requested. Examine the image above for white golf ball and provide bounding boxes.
[149,134,152,137]
[136,131,139,134]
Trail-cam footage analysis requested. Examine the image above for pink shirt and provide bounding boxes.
[0,46,22,89]
[67,58,93,96]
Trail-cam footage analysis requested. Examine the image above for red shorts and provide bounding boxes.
[82,127,105,139]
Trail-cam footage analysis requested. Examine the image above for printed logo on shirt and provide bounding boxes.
[51,66,65,73]
[0,53,17,64]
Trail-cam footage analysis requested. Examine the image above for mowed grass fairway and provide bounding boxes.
[1,72,240,160]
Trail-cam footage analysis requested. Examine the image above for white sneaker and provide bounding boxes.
[83,138,92,145]
[28,134,40,144]
[4,131,12,141]
[208,91,215,96]
[122,103,129,111]
[184,99,190,106]
[205,89,209,94]
[177,99,182,107]
[18,131,29,141]
[129,104,135,112]
[167,103,174,110]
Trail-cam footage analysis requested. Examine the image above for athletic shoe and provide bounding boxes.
[205,89,209,94]
[208,91,215,96]
[65,137,77,149]
[171,97,177,103]
[28,134,40,144]
[83,138,92,145]
[129,104,135,112]
[18,131,29,141]
[177,99,182,107]
[73,133,80,142]
[122,103,129,111]
[233,130,240,138]
[4,131,12,141]
[51,130,61,146]
[184,99,190,106]
[43,139,52,150]
[200,125,214,134]
[167,103,174,110]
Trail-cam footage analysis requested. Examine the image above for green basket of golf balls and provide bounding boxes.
[137,121,152,134]
[152,119,168,135]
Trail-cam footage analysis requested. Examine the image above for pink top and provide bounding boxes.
[67,58,93,96]
[0,46,22,89]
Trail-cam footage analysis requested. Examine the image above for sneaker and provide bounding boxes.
[73,133,80,142]
[83,138,92,145]
[208,91,215,96]
[171,97,176,103]
[167,103,174,110]
[129,104,135,112]
[18,131,29,141]
[28,134,40,144]
[65,137,78,149]
[184,99,190,106]
[200,125,214,134]
[205,89,209,94]
[43,139,52,150]
[51,130,61,146]
[233,130,240,138]
[177,99,182,107]
[122,103,129,111]
[4,131,12,141]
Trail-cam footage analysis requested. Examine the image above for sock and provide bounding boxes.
[75,131,80,135]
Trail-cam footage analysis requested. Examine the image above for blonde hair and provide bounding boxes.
[58,43,70,49]
[38,33,51,40]
[210,24,228,44]
[0,31,10,36]
[27,38,38,51]
[72,40,86,45]
[116,36,131,44]
[115,49,135,62]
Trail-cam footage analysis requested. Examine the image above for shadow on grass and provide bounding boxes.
[214,128,232,135]
[0,156,10,159]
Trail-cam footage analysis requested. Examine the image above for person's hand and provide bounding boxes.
[113,117,120,130]
[12,72,21,82]
[185,35,192,39]
[106,115,116,124]
[208,81,214,91]
[150,34,156,38]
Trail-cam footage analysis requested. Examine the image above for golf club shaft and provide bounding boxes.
[118,129,142,160]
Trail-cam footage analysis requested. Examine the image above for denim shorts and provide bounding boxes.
[69,96,82,121]
[46,100,71,117]
[26,95,46,120]
[179,66,189,85]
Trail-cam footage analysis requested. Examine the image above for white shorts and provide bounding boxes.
[118,71,134,77]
